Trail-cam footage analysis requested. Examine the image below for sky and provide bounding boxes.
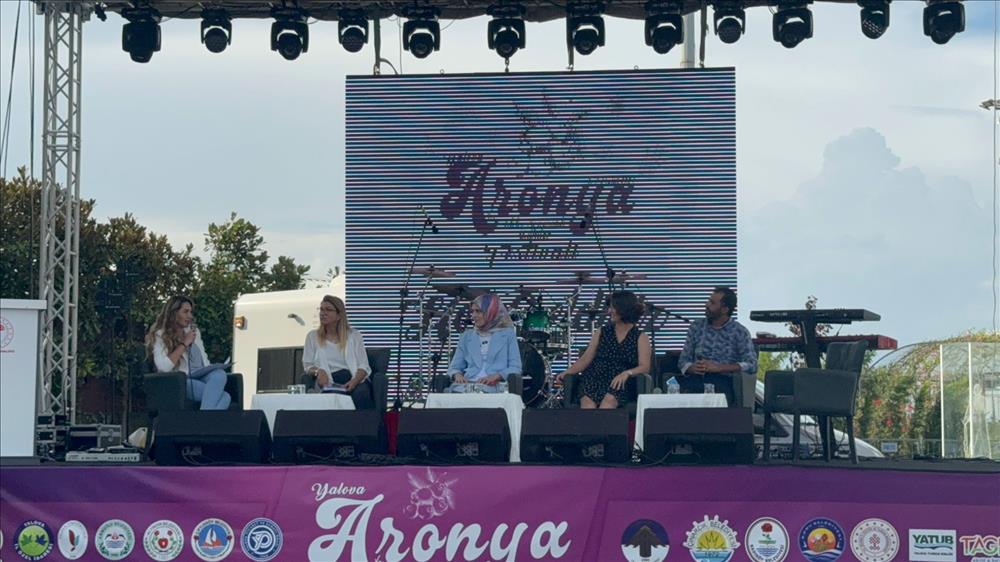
[0,0,997,347]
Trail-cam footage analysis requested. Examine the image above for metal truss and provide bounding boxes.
[37,1,92,421]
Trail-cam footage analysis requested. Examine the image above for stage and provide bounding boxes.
[1,461,996,561]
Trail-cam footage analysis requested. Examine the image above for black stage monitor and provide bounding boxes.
[397,408,510,463]
[272,410,386,463]
[642,407,754,464]
[152,410,271,466]
[521,409,630,464]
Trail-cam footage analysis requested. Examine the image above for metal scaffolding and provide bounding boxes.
[37,1,91,422]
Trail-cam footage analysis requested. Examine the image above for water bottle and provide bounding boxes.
[666,376,680,394]
[496,381,508,394]
[704,383,715,394]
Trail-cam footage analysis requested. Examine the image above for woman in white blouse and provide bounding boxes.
[303,295,374,409]
[146,295,232,410]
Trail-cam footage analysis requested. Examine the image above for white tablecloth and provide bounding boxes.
[250,393,355,431]
[424,393,525,462]
[634,393,728,450]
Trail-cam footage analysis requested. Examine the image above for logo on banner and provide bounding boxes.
[240,518,283,561]
[620,519,669,562]
[909,529,956,562]
[799,518,846,562]
[745,517,789,562]
[191,518,234,561]
[1,316,14,348]
[57,520,89,560]
[960,535,1000,562]
[405,467,457,520]
[850,518,899,562]
[683,515,741,562]
[96,519,135,560]
[13,520,53,561]
[143,520,184,561]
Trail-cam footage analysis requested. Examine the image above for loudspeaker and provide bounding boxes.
[521,409,630,464]
[272,410,386,463]
[642,407,754,464]
[152,410,271,466]
[397,408,510,463]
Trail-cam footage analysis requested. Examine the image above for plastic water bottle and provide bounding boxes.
[667,382,680,394]
[496,381,508,394]
[704,383,715,394]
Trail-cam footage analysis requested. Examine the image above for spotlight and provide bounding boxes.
[566,2,606,56]
[121,5,161,63]
[713,1,745,44]
[644,1,684,54]
[403,8,441,59]
[858,0,889,39]
[201,8,232,53]
[338,9,369,53]
[923,0,964,45]
[772,1,813,48]
[270,6,309,60]
[487,4,526,59]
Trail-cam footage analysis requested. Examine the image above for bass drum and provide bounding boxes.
[518,340,546,407]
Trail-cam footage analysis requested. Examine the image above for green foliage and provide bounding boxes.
[1,170,311,423]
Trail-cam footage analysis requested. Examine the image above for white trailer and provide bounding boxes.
[231,276,345,409]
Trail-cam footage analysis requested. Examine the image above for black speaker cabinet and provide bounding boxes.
[272,410,386,463]
[152,410,271,466]
[397,408,510,463]
[642,407,754,464]
[521,409,630,464]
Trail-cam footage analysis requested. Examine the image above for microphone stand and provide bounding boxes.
[582,210,618,294]
[393,215,438,409]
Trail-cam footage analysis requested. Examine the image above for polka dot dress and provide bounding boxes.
[580,323,640,404]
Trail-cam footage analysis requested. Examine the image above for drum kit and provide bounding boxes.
[406,265,652,407]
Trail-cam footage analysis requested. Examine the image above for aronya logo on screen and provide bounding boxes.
[441,156,636,236]
[308,474,571,562]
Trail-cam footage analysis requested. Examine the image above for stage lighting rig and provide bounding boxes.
[121,4,161,63]
[858,0,889,39]
[403,7,442,59]
[644,0,684,54]
[487,3,527,60]
[923,0,964,45]
[566,2,606,56]
[201,8,232,53]
[271,6,309,60]
[338,8,369,53]
[772,1,813,49]
[713,1,745,44]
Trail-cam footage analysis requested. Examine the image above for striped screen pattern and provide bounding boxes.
[345,68,736,399]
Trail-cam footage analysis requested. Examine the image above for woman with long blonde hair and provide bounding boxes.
[302,295,373,409]
[146,295,232,410]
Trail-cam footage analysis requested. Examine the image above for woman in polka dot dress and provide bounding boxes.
[556,290,652,409]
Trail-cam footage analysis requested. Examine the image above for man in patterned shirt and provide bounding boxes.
[676,287,757,406]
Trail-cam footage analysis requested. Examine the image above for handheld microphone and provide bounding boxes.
[419,206,440,234]
[578,211,593,230]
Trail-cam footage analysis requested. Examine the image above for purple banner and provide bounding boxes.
[1,465,997,561]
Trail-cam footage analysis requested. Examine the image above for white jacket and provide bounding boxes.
[151,328,211,374]
[302,328,372,380]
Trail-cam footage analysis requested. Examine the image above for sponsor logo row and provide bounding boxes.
[7,517,281,561]
[620,516,998,562]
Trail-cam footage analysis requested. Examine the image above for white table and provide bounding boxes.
[424,393,525,462]
[250,393,355,431]
[634,393,728,450]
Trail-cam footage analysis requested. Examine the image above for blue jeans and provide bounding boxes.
[187,369,232,410]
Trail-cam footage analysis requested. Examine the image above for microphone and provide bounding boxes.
[419,206,440,234]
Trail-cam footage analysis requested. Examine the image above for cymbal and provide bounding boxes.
[553,272,600,285]
[410,266,456,279]
[434,284,487,300]
[611,272,648,283]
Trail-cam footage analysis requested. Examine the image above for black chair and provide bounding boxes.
[431,372,523,396]
[562,372,653,419]
[762,340,867,464]
[142,358,243,419]
[300,347,392,412]
[655,350,756,409]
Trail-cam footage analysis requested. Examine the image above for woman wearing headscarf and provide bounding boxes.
[446,292,522,393]
[302,295,374,409]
